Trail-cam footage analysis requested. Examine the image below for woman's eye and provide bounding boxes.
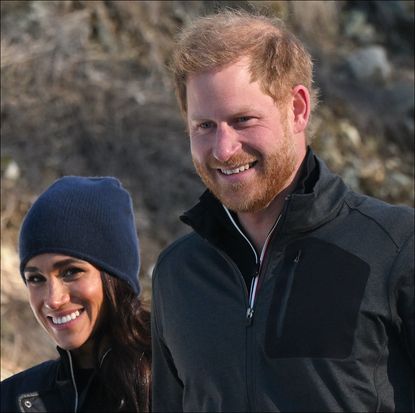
[25,274,45,284]
[62,267,83,279]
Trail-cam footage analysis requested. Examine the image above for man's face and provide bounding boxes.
[187,58,300,213]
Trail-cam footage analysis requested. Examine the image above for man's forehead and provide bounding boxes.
[186,56,251,82]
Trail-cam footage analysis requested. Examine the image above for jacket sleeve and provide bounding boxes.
[151,268,184,412]
[389,232,414,365]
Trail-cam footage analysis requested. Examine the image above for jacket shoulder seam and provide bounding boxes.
[344,197,402,250]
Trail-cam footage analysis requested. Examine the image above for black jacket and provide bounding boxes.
[1,347,121,412]
[151,151,414,412]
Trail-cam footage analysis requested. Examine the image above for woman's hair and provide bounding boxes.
[171,9,318,122]
[99,272,151,412]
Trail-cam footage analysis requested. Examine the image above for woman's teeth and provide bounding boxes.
[52,310,81,325]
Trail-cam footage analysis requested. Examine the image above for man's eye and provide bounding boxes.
[235,116,252,123]
[25,274,45,284]
[198,121,214,129]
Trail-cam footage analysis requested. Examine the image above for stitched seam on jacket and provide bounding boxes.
[344,197,403,250]
[386,233,414,322]
[373,340,388,412]
[386,232,414,367]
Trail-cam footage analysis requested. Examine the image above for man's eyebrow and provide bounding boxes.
[189,107,258,121]
[24,258,85,273]
[231,108,258,117]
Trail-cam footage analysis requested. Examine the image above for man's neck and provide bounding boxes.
[237,186,290,253]
[236,156,306,253]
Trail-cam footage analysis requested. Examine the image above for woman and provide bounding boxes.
[1,176,151,412]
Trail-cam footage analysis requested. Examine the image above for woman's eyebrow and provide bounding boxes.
[52,258,84,270]
[23,266,40,274]
[24,258,85,274]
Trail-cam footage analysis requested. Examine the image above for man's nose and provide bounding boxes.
[212,124,242,163]
[44,279,70,310]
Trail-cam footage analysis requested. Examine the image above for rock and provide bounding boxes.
[359,159,385,184]
[388,171,413,188]
[354,0,414,52]
[339,120,361,148]
[343,9,376,44]
[4,160,20,181]
[381,80,415,150]
[342,166,361,192]
[346,45,392,82]
[382,171,414,203]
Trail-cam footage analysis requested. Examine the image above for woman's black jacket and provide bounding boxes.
[1,347,120,412]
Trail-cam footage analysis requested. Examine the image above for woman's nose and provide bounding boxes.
[212,124,242,163]
[44,279,70,310]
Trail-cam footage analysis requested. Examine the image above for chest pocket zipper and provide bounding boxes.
[276,249,301,338]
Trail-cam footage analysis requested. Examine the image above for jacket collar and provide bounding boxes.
[281,157,347,234]
[55,346,112,382]
[181,148,348,240]
[54,346,112,411]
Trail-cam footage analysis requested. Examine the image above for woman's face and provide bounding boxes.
[24,253,106,363]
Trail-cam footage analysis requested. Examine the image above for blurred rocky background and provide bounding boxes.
[1,0,413,380]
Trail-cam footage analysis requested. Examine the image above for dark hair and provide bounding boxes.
[99,272,151,412]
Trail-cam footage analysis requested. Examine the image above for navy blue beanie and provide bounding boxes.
[19,176,140,294]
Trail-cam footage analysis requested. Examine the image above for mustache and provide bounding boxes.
[206,153,258,169]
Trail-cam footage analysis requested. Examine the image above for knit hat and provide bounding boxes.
[19,176,140,294]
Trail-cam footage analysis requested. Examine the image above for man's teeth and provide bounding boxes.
[221,163,252,175]
[52,310,80,325]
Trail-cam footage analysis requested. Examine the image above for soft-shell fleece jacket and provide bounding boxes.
[1,347,117,412]
[151,153,414,412]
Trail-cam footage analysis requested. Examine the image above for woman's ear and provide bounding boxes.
[292,85,310,134]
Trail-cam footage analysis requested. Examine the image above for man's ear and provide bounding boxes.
[291,85,310,134]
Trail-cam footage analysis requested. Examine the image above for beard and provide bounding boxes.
[193,131,298,213]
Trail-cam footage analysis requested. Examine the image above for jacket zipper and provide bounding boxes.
[223,206,282,324]
[247,214,282,325]
[222,198,289,411]
[66,350,78,413]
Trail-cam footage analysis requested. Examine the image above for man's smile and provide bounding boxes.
[219,161,257,175]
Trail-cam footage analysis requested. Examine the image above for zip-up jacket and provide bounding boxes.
[1,347,115,412]
[151,152,414,412]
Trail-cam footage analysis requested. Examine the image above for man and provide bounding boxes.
[151,10,414,412]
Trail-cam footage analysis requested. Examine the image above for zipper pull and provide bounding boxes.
[246,307,254,325]
[246,272,258,327]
